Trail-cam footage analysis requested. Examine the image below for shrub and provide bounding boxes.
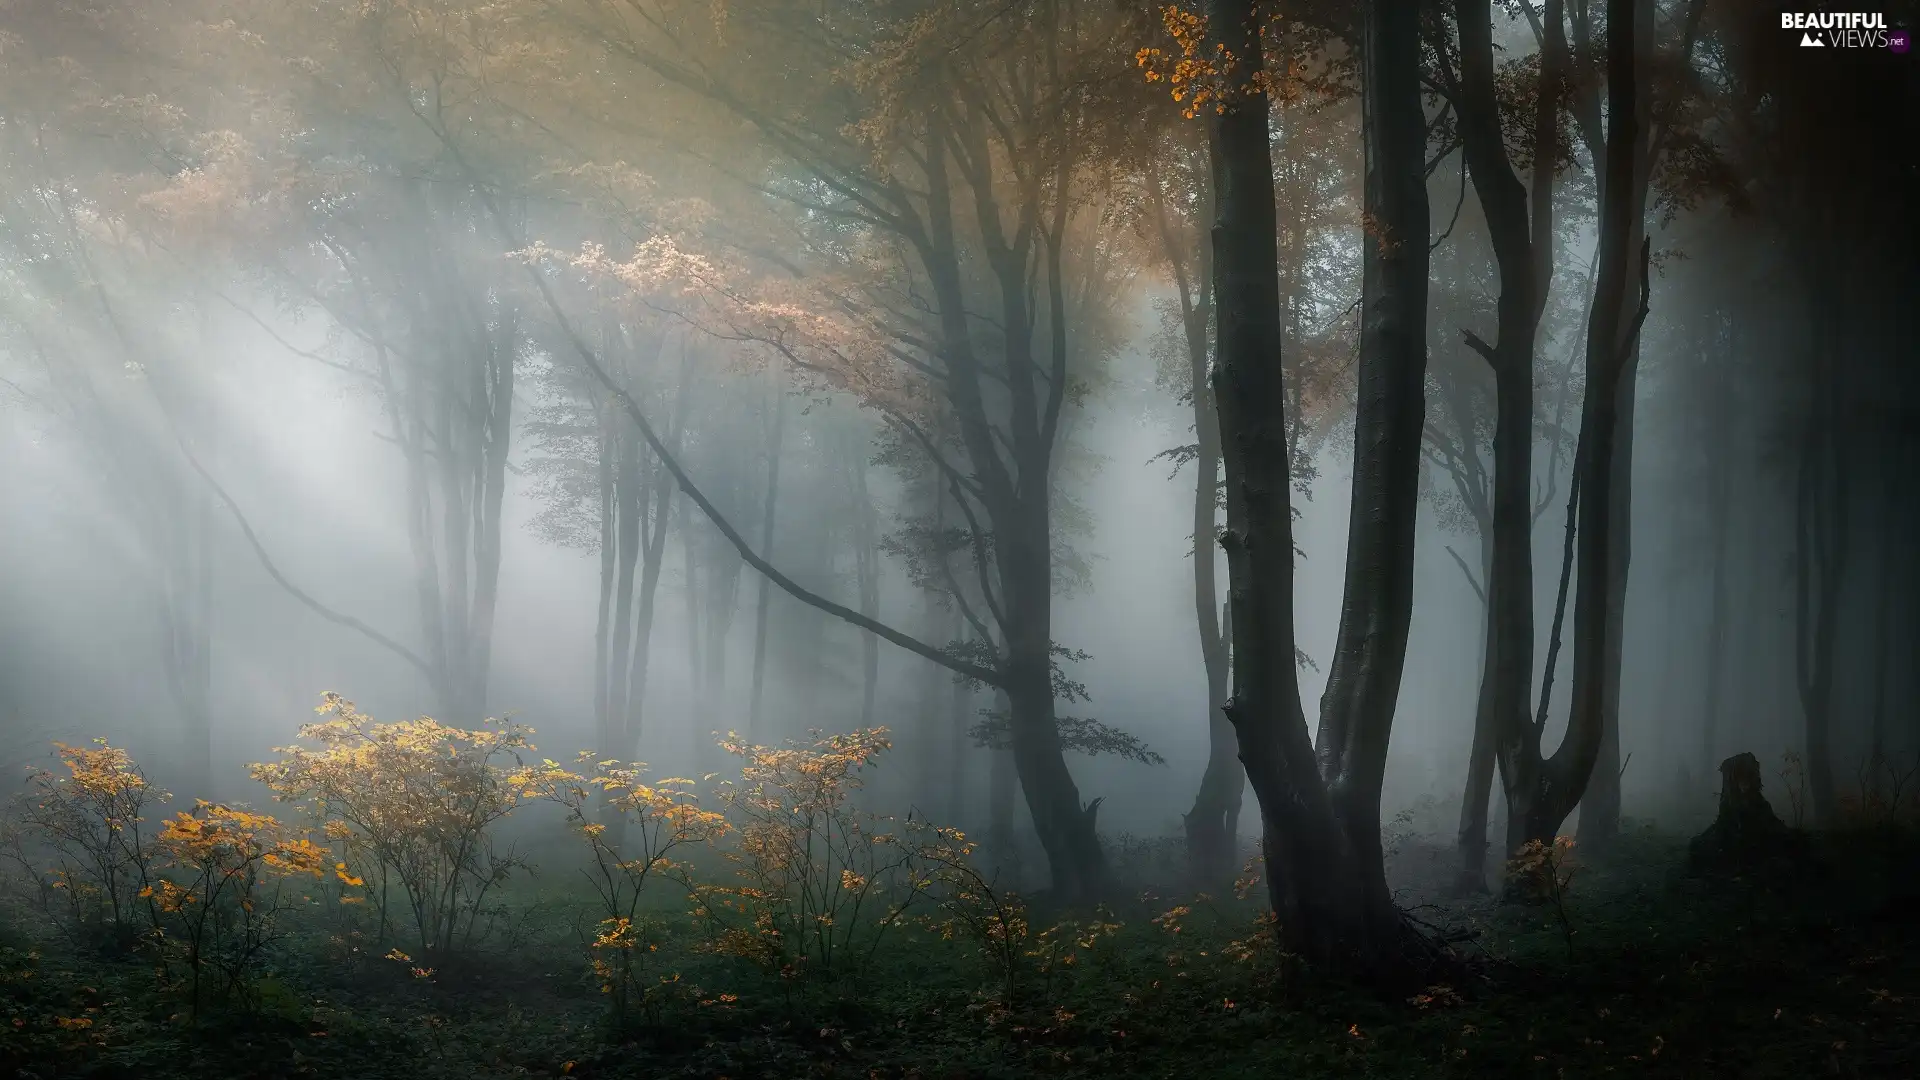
[1,741,165,947]
[250,692,532,958]
[513,755,728,1024]
[1506,836,1577,958]
[146,802,328,1019]
[694,728,936,988]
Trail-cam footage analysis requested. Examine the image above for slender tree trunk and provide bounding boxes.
[604,430,643,752]
[594,405,619,756]
[682,502,705,769]
[1868,470,1893,778]
[162,487,215,798]
[746,367,787,739]
[850,443,882,731]
[1700,334,1733,775]
[1168,179,1241,887]
[1795,267,1848,828]
[1538,0,1645,847]
[701,532,744,763]
[1450,0,1558,859]
[619,356,695,758]
[1453,531,1498,892]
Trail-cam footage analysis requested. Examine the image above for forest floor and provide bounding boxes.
[5,824,1920,1080]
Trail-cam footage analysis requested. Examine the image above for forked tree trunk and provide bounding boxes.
[1205,0,1428,974]
[1449,0,1561,866]
[1534,0,1646,848]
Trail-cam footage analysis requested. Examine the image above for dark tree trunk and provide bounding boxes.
[1448,0,1560,865]
[1700,325,1733,776]
[918,111,1110,901]
[1452,532,1497,893]
[1578,352,1636,849]
[1312,0,1434,929]
[1206,0,1428,973]
[1542,0,1646,848]
[1794,269,1848,829]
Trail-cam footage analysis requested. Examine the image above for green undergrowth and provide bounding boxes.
[5,827,1919,1080]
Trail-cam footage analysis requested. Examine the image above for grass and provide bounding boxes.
[4,825,1919,1079]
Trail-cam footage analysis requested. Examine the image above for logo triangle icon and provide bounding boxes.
[1800,31,1824,46]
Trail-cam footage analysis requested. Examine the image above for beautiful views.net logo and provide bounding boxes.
[1780,11,1905,49]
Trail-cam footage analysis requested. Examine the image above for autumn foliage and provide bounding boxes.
[248,692,534,958]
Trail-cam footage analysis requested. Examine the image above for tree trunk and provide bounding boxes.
[1537,0,1645,848]
[604,428,643,753]
[1206,0,1428,973]
[1450,0,1559,863]
[594,402,619,757]
[701,537,743,773]
[161,486,215,799]
[850,439,882,731]
[1313,0,1433,930]
[1794,270,1848,829]
[987,689,1018,881]
[1578,351,1636,849]
[1453,531,1497,893]
[619,353,695,759]
[948,628,975,824]
[1700,329,1733,775]
[745,366,788,739]
[1166,171,1241,888]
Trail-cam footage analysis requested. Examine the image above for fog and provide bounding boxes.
[1,0,1913,904]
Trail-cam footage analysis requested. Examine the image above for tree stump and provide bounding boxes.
[1686,752,1806,875]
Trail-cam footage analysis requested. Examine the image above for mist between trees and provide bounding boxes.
[0,0,1914,985]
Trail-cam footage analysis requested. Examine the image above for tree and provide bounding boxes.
[1184,0,1432,972]
[485,0,1168,899]
[1428,0,1569,883]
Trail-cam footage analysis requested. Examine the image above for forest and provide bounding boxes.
[0,0,1915,1076]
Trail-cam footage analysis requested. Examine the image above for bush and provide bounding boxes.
[1,741,165,949]
[694,728,938,988]
[146,802,328,1019]
[250,692,533,958]
[513,754,728,1024]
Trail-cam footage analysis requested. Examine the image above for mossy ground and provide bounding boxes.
[5,825,1918,1079]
